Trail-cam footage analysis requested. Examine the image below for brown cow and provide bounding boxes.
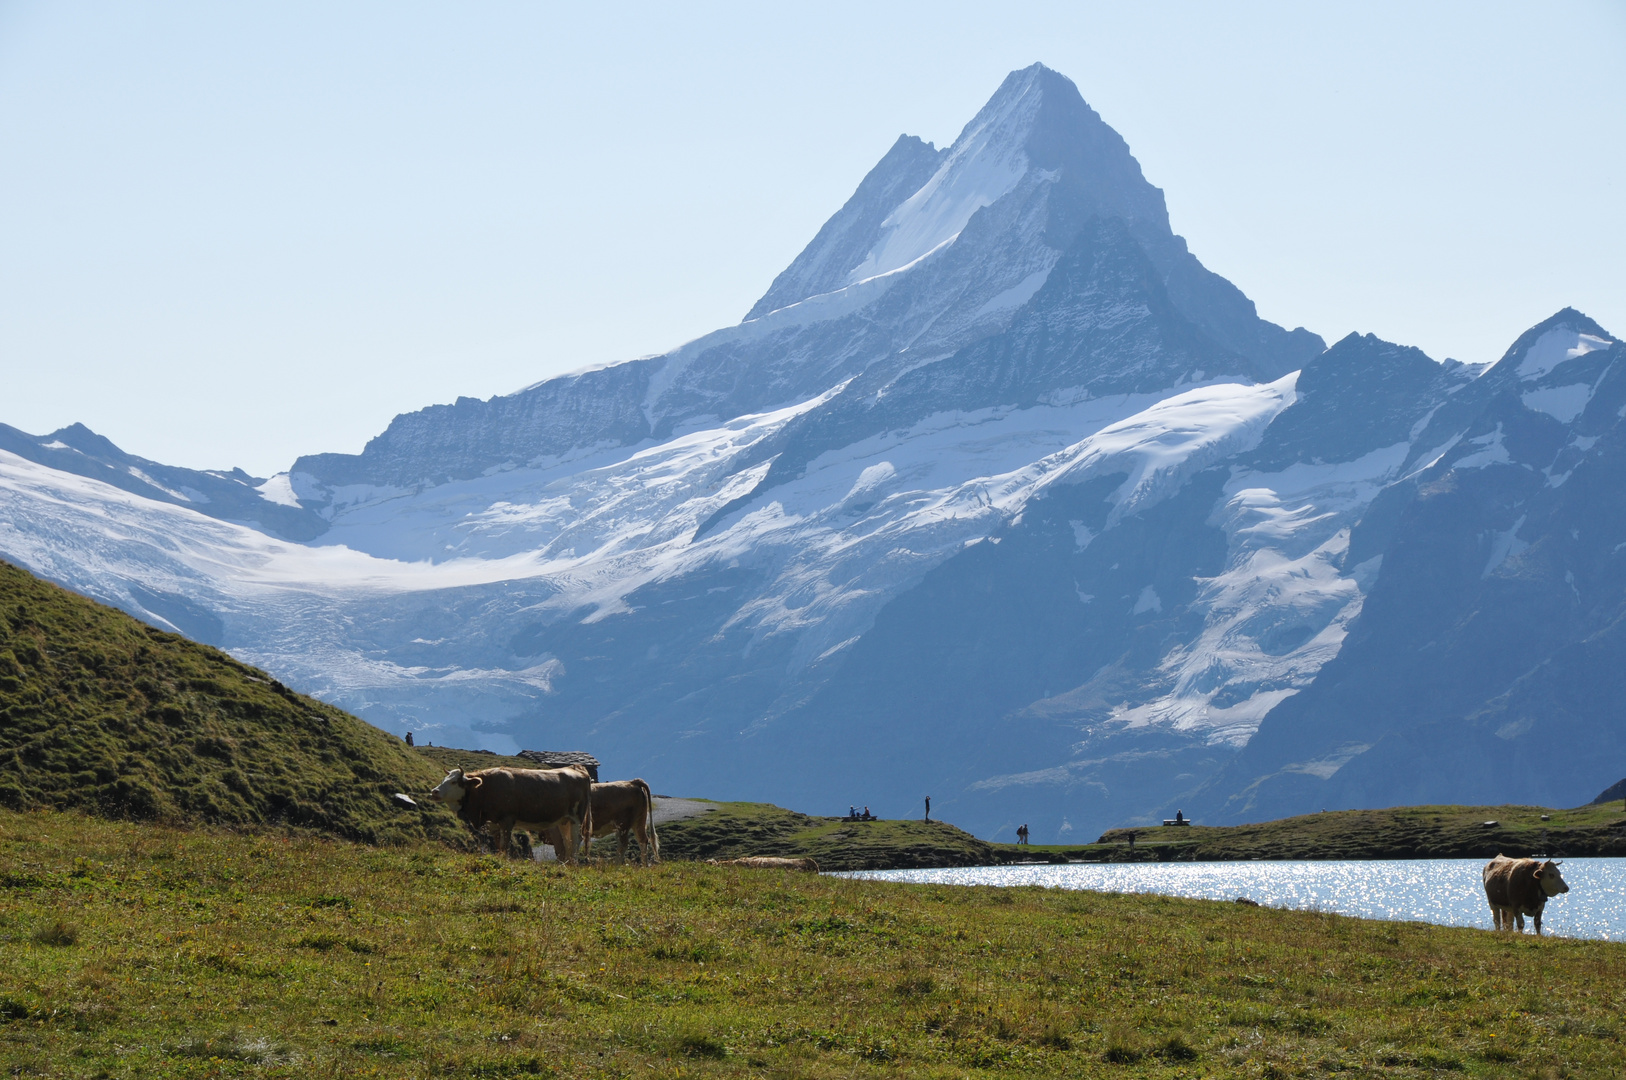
[428,766,593,865]
[1483,854,1570,934]
[541,779,660,865]
[706,856,820,872]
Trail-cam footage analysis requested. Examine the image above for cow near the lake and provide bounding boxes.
[429,765,594,865]
[541,779,660,865]
[1482,854,1570,934]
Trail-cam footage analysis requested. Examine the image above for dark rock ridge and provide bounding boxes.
[745,134,945,321]
[1592,779,1626,805]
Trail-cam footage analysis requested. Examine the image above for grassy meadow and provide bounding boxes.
[653,801,994,870]
[5,809,1626,1078]
[1009,803,1626,865]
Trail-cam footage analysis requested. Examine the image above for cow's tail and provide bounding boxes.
[634,778,660,864]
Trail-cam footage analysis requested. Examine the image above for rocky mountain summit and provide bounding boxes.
[284,64,1319,513]
[0,65,1616,840]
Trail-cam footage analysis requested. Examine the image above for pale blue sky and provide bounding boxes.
[2,1,1622,476]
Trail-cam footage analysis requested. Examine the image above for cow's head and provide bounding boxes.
[1534,860,1570,896]
[429,767,482,807]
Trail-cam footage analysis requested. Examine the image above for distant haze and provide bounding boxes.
[1,1,1622,476]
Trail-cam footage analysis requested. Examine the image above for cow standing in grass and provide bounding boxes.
[428,765,593,865]
[542,779,660,865]
[1483,854,1570,934]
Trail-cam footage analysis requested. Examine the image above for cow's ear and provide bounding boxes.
[1533,867,1543,879]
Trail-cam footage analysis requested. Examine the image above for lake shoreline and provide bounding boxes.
[841,857,1626,942]
[989,801,1626,866]
[654,796,1626,871]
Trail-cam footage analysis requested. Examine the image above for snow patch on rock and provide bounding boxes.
[1522,383,1594,423]
[1515,328,1613,381]
[256,473,302,508]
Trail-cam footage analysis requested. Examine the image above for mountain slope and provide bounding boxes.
[1199,310,1624,821]
[0,559,459,844]
[746,134,945,320]
[2,65,1616,842]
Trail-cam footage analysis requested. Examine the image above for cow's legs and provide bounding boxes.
[485,822,508,857]
[1533,911,1543,936]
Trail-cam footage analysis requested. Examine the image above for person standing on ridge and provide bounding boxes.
[924,795,931,822]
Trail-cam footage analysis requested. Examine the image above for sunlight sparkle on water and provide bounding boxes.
[839,859,1626,941]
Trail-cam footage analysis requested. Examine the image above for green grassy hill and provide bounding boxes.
[651,798,1626,870]
[0,560,462,845]
[4,807,1625,1077]
[994,802,1626,864]
[409,743,538,774]
[655,800,993,870]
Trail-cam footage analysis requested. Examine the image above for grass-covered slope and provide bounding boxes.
[4,808,1626,1077]
[995,802,1626,863]
[657,800,994,869]
[410,743,538,774]
[0,560,461,845]
[637,797,1626,870]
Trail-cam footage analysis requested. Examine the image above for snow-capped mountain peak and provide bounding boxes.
[1485,306,1617,383]
[842,67,1046,287]
[1515,325,1615,381]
